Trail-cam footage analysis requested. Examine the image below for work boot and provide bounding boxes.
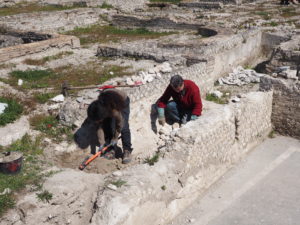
[122,150,132,164]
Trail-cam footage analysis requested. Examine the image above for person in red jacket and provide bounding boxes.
[157,74,202,125]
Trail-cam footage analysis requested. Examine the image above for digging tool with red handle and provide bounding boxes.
[79,143,113,170]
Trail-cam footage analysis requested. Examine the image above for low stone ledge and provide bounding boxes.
[0,115,30,146]
[260,75,300,139]
[0,34,80,63]
[88,91,273,225]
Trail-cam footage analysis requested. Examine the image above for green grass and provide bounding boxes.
[268,130,276,138]
[0,96,23,126]
[65,25,175,45]
[0,134,44,216]
[30,114,73,143]
[0,3,86,17]
[23,51,73,66]
[110,179,127,188]
[255,11,271,20]
[34,92,58,104]
[36,190,53,203]
[161,185,166,191]
[205,93,228,104]
[144,152,160,166]
[150,0,181,3]
[9,70,55,89]
[100,2,114,9]
[3,63,132,90]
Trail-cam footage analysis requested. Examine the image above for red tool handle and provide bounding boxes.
[78,144,112,170]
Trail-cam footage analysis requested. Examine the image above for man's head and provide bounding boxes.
[170,75,184,93]
[87,100,109,123]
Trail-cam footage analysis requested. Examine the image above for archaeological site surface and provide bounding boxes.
[0,0,299,224]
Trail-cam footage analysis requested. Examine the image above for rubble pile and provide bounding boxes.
[218,66,265,86]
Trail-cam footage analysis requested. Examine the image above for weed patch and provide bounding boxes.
[30,114,73,143]
[4,63,131,91]
[268,130,276,138]
[0,96,23,126]
[110,179,127,188]
[65,25,175,45]
[144,152,160,166]
[0,3,85,16]
[34,92,58,104]
[100,2,114,9]
[205,93,228,104]
[23,51,73,66]
[36,190,53,203]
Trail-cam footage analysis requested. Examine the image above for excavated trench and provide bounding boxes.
[52,28,289,175]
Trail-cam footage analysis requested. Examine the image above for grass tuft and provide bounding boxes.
[23,51,73,66]
[65,25,175,45]
[100,2,114,9]
[144,152,160,166]
[30,114,73,143]
[0,3,85,16]
[34,92,58,104]
[36,190,53,203]
[205,93,228,104]
[0,96,23,126]
[110,179,127,188]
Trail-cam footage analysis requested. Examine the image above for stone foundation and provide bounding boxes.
[0,34,80,63]
[260,76,300,139]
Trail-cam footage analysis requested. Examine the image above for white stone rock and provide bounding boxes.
[211,90,223,98]
[126,78,134,85]
[0,188,11,195]
[17,79,23,86]
[148,68,156,74]
[51,94,65,103]
[112,171,123,177]
[0,103,8,114]
[158,62,172,73]
[76,97,84,103]
[48,104,60,110]
[107,184,118,191]
[109,71,114,75]
[231,96,241,103]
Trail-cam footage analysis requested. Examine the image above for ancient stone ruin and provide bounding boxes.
[0,0,299,224]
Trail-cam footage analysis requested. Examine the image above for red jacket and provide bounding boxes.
[157,80,202,116]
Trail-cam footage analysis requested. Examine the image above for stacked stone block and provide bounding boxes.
[0,34,80,63]
[260,76,300,139]
[0,8,106,32]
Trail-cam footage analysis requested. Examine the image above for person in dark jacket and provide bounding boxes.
[86,89,133,164]
[156,74,202,125]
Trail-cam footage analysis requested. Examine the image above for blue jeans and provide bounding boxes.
[165,101,192,124]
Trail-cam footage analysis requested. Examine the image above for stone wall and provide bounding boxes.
[0,34,80,63]
[0,8,107,32]
[260,75,300,139]
[266,35,300,72]
[208,29,263,79]
[89,91,273,225]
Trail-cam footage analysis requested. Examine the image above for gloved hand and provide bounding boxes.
[157,107,166,126]
[109,138,118,146]
[158,117,166,126]
[191,115,198,121]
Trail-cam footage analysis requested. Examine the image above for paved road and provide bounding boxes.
[169,136,300,225]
